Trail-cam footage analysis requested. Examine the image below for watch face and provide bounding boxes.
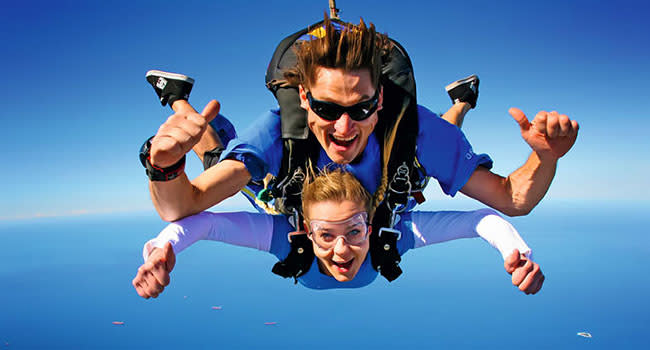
[139,137,153,167]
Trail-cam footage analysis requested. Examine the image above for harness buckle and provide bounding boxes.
[378,206,402,241]
[377,227,401,242]
[281,168,305,198]
[387,162,412,194]
[386,162,411,214]
[287,209,302,236]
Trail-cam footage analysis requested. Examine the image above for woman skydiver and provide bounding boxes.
[132,169,544,297]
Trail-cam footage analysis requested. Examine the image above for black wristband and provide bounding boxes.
[139,136,186,181]
[202,145,225,170]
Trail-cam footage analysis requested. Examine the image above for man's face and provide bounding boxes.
[304,199,372,282]
[299,67,382,164]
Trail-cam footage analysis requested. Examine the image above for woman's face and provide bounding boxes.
[304,199,371,282]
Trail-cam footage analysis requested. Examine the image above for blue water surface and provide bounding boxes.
[0,201,648,349]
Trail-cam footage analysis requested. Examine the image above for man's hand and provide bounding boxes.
[150,100,220,168]
[504,249,544,295]
[509,108,579,160]
[133,242,176,299]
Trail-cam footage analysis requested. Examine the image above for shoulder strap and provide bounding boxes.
[369,103,419,282]
[369,40,421,282]
[271,231,315,284]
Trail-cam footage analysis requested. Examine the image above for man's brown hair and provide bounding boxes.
[285,15,390,91]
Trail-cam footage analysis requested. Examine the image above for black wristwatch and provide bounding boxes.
[139,136,186,181]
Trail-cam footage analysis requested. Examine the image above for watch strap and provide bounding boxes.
[140,136,186,181]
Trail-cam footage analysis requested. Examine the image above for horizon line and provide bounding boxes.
[2,198,649,222]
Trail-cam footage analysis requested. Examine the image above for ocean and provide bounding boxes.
[0,200,648,349]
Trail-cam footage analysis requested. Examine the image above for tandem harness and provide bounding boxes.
[261,18,429,283]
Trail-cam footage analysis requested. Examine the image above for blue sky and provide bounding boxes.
[2,0,649,220]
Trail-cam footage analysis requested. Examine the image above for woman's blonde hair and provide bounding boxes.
[302,167,374,221]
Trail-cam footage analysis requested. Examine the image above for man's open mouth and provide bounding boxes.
[329,134,358,147]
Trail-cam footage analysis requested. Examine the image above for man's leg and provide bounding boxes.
[442,75,479,128]
[441,102,472,128]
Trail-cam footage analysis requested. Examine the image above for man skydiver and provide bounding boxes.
[139,16,578,223]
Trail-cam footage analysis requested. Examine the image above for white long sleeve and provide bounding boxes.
[142,211,274,262]
[475,213,532,260]
[408,208,531,260]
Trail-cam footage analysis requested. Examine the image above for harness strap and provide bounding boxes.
[271,231,314,284]
[369,74,420,281]
[370,205,403,282]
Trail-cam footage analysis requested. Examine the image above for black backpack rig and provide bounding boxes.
[259,18,429,283]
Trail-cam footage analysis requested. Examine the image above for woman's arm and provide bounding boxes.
[142,211,275,261]
[134,211,275,299]
[405,208,543,294]
[406,208,530,258]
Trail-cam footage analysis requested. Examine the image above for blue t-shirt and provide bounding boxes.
[221,105,493,209]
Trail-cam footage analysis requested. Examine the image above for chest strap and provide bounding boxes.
[370,162,415,282]
[271,212,314,284]
[370,205,403,282]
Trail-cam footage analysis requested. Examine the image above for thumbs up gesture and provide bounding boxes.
[150,100,221,167]
[509,107,579,160]
[504,249,545,295]
[132,242,177,299]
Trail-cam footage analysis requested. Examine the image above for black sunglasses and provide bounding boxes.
[306,89,380,121]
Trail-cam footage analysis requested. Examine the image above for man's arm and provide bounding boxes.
[150,159,251,222]
[461,108,578,216]
[460,153,554,216]
[147,100,251,221]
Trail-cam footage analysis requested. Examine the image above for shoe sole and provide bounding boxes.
[445,74,478,92]
[145,70,195,84]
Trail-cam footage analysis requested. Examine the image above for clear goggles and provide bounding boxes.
[307,212,369,250]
